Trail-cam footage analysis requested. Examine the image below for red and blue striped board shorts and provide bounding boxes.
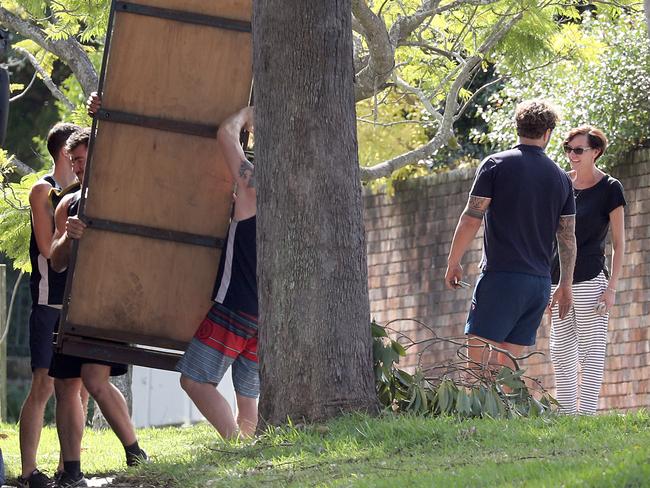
[195,302,258,362]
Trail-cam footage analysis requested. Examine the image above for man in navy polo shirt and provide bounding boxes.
[445,99,577,369]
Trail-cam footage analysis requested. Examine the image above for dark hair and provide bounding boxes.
[564,125,608,160]
[64,127,91,153]
[46,122,80,160]
[515,99,559,139]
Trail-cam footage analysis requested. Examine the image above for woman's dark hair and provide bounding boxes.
[564,125,608,160]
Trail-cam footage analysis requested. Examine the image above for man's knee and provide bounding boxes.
[81,364,111,399]
[180,375,202,394]
[54,378,82,403]
[28,369,54,404]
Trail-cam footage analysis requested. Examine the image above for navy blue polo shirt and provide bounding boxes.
[470,144,575,277]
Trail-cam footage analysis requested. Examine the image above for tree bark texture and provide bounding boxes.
[254,1,377,425]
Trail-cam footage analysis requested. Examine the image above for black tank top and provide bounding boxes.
[29,175,79,306]
[212,216,257,316]
[67,190,81,217]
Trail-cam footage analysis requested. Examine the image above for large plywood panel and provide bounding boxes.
[83,125,233,236]
[68,230,215,343]
[61,0,252,362]
[103,14,252,123]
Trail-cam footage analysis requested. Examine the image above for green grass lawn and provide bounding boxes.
[2,411,649,487]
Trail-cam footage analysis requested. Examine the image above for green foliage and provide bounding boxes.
[0,151,42,272]
[372,320,558,418]
[355,1,640,185]
[478,11,650,168]
[5,0,110,43]
[357,96,429,168]
[6,381,55,424]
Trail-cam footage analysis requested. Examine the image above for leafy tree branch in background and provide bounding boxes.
[0,150,39,272]
[0,0,642,183]
[0,4,98,95]
[479,11,650,168]
[14,46,74,109]
[0,1,645,273]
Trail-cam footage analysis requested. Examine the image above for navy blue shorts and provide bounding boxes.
[29,305,60,370]
[465,271,551,346]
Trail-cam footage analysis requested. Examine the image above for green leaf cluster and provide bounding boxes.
[357,1,639,182]
[372,320,559,419]
[0,150,42,272]
[477,11,650,169]
[5,0,110,43]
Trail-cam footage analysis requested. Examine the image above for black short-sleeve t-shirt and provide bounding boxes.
[551,174,626,284]
[470,144,575,277]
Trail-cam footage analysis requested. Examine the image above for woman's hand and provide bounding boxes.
[598,287,616,312]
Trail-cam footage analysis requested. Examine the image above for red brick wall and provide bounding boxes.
[364,149,650,411]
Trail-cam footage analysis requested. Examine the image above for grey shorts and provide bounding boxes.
[176,337,260,398]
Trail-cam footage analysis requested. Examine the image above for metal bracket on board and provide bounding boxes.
[115,1,252,32]
[95,109,218,138]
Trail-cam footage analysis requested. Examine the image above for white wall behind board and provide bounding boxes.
[131,366,237,428]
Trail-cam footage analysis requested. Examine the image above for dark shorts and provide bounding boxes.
[176,302,259,398]
[29,305,60,370]
[49,352,128,379]
[465,271,551,346]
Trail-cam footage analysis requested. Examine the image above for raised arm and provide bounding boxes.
[217,107,255,219]
[445,195,491,289]
[217,107,255,189]
[551,215,576,319]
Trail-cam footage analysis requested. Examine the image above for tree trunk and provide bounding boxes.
[645,0,650,41]
[254,1,378,425]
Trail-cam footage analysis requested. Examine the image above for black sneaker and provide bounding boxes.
[55,471,88,488]
[126,448,149,467]
[16,469,56,488]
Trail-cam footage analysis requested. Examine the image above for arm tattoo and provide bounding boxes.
[238,159,255,189]
[463,196,491,220]
[556,215,577,285]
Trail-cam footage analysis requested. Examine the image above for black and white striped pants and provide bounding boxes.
[550,271,609,415]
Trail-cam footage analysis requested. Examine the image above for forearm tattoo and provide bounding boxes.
[463,196,491,220]
[556,215,577,285]
[239,159,255,189]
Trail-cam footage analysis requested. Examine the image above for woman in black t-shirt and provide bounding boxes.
[549,126,626,415]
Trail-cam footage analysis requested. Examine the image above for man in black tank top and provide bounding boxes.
[176,106,259,440]
[18,122,82,488]
[49,129,147,486]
